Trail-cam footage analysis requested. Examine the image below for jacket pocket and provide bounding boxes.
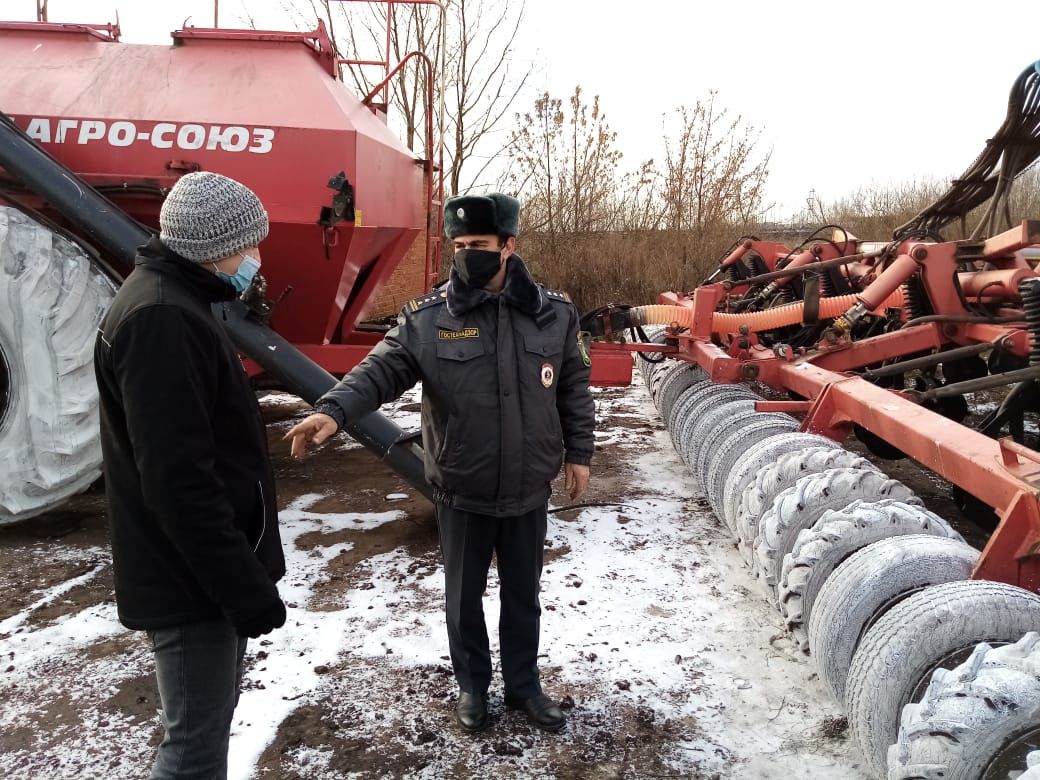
[435,338,491,396]
[436,338,486,362]
[523,333,563,360]
[438,391,500,498]
[521,335,565,482]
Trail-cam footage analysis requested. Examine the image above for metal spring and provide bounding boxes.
[818,270,833,298]
[902,277,929,321]
[1021,278,1040,366]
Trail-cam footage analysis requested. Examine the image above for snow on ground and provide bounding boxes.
[0,376,868,779]
[226,498,408,778]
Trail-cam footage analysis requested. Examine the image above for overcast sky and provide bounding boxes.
[7,0,1039,219]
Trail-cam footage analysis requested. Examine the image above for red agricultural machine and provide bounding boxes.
[0,4,445,523]
[583,61,1040,779]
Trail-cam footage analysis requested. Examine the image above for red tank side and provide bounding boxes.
[0,24,426,345]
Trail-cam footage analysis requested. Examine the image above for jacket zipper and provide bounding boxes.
[254,481,266,552]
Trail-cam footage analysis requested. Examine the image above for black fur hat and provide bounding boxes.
[443,193,520,239]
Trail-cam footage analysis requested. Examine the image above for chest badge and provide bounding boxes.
[541,362,554,388]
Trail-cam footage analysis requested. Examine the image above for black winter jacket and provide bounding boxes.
[94,237,284,631]
[316,256,595,516]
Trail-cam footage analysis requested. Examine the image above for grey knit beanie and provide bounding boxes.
[159,172,269,263]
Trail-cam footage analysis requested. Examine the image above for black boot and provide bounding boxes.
[504,693,566,732]
[455,692,489,731]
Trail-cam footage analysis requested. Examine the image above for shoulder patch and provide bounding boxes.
[544,289,572,304]
[407,289,448,312]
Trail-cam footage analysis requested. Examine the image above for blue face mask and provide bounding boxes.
[215,254,260,293]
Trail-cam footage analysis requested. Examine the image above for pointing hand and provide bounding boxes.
[283,413,339,459]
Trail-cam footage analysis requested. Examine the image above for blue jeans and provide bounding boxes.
[148,620,247,780]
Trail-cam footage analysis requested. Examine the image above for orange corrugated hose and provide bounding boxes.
[634,288,906,334]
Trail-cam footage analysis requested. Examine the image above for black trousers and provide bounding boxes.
[436,503,548,698]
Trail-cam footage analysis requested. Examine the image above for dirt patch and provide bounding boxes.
[304,519,441,611]
[22,565,115,630]
[0,487,110,626]
[820,716,849,739]
[104,672,162,726]
[255,659,719,780]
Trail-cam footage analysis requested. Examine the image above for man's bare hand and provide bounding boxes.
[283,413,338,459]
[564,463,590,501]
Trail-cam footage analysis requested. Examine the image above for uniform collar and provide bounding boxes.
[446,254,549,319]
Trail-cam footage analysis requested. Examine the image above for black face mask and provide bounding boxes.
[453,248,503,289]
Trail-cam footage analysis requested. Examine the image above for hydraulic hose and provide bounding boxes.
[630,288,906,335]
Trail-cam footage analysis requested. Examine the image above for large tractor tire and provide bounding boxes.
[641,341,677,401]
[681,398,757,475]
[754,468,920,595]
[808,534,979,706]
[694,407,795,489]
[672,384,755,468]
[720,432,839,535]
[734,447,878,568]
[700,412,798,519]
[0,207,115,524]
[655,362,709,420]
[889,633,1040,780]
[845,581,1040,778]
[777,501,960,653]
[665,380,716,443]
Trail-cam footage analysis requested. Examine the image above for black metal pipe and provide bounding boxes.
[862,341,1000,380]
[903,313,1025,327]
[910,364,1040,401]
[0,109,433,499]
[0,112,144,275]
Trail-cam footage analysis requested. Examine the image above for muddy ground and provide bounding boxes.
[0,378,997,779]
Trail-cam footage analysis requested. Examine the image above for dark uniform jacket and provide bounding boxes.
[94,237,285,631]
[317,255,595,516]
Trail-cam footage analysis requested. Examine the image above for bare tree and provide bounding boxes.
[503,92,564,259]
[444,0,528,194]
[502,86,638,302]
[505,86,623,233]
[660,93,770,234]
[613,159,663,231]
[289,0,527,194]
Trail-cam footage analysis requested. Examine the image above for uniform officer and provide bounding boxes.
[285,192,595,733]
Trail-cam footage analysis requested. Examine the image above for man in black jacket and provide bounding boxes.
[94,172,286,779]
[286,193,595,733]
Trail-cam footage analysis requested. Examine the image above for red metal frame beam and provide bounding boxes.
[808,324,944,373]
[983,220,1040,258]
